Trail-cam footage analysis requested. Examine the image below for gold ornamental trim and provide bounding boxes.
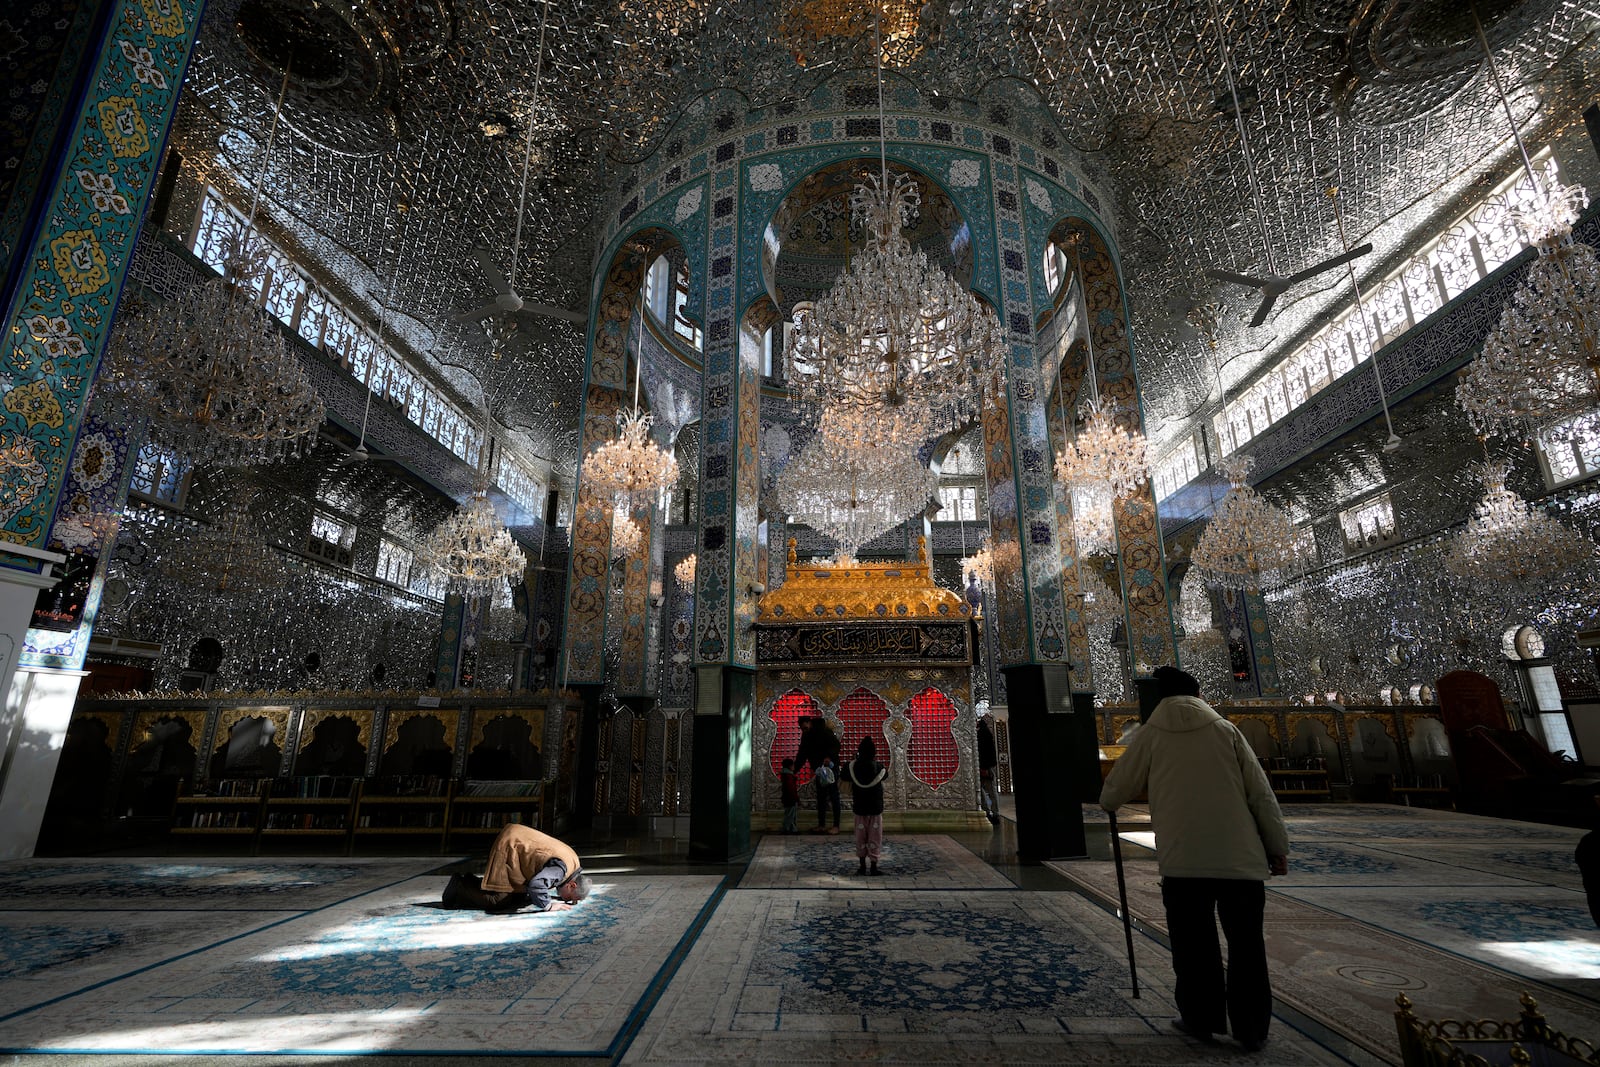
[758,536,972,624]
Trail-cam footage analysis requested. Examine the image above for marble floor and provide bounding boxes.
[0,805,1592,1064]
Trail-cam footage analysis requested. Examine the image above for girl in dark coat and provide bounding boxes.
[849,737,888,875]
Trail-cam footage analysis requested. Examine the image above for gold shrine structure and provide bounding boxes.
[751,536,981,822]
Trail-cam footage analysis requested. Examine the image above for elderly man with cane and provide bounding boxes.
[1100,666,1289,1054]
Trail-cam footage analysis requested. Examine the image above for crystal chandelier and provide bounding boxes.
[100,68,324,468]
[785,170,1004,445]
[160,500,300,600]
[776,415,937,560]
[581,297,680,508]
[1189,457,1301,591]
[610,510,644,559]
[1455,175,1600,441]
[784,26,1005,446]
[103,257,326,467]
[1078,565,1123,629]
[415,489,527,602]
[1443,462,1596,584]
[674,552,697,589]
[961,538,995,585]
[1070,482,1117,556]
[584,408,680,510]
[1053,235,1149,500]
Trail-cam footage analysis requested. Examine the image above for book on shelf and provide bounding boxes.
[264,811,349,830]
[364,775,448,797]
[460,780,541,797]
[271,776,360,798]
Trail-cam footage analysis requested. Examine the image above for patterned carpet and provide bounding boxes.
[1048,803,1600,1065]
[623,889,1346,1065]
[739,833,1014,890]
[0,857,429,910]
[0,870,723,1056]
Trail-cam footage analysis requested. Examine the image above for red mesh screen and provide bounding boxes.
[770,691,820,785]
[909,688,959,788]
[837,688,889,765]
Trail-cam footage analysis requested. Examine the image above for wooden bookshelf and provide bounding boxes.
[445,781,545,850]
[169,777,545,852]
[352,777,453,852]
[1267,761,1331,801]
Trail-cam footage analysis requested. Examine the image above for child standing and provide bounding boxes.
[849,737,888,875]
[813,756,841,834]
[780,757,800,834]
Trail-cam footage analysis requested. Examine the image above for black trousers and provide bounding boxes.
[1160,877,1271,1043]
[816,783,841,827]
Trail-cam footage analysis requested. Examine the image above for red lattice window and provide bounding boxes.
[837,688,889,766]
[908,688,959,788]
[770,691,821,785]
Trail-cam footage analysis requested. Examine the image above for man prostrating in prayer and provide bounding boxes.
[441,823,592,913]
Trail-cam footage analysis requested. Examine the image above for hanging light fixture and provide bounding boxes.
[1454,6,1600,443]
[1053,233,1150,499]
[415,483,528,603]
[159,499,301,600]
[609,509,645,559]
[582,295,680,509]
[783,9,1004,446]
[776,407,938,562]
[1443,462,1595,584]
[674,552,697,589]
[1189,456,1301,592]
[1078,565,1123,629]
[101,65,324,467]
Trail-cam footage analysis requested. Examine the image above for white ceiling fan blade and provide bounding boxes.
[518,301,587,324]
[473,246,513,297]
[453,302,501,323]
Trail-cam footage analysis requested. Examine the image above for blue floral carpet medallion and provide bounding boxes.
[751,901,1128,1022]
[0,858,435,909]
[740,833,1013,890]
[2,924,125,977]
[626,890,1343,1065]
[0,874,723,1056]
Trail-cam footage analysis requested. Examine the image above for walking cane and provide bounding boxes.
[1107,810,1140,998]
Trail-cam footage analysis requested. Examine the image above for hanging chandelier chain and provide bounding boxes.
[1327,187,1398,444]
[1205,0,1278,279]
[510,0,554,295]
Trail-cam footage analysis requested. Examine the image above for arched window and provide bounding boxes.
[836,688,888,766]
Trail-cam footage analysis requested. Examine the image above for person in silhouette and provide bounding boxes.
[1101,666,1288,1054]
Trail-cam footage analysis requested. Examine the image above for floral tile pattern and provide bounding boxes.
[739,833,1014,890]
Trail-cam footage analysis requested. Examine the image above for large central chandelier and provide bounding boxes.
[582,297,680,508]
[776,410,937,561]
[1443,462,1596,584]
[415,488,527,602]
[786,170,1004,445]
[1189,457,1301,591]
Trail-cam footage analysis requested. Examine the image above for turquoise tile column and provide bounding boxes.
[2,0,206,553]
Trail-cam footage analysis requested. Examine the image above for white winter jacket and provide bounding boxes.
[1100,695,1289,880]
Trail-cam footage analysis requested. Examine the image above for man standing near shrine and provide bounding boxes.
[1100,667,1289,1053]
[794,715,842,833]
[441,823,591,913]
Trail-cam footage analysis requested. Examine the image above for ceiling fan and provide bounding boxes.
[1206,242,1372,328]
[452,0,586,329]
[454,245,586,325]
